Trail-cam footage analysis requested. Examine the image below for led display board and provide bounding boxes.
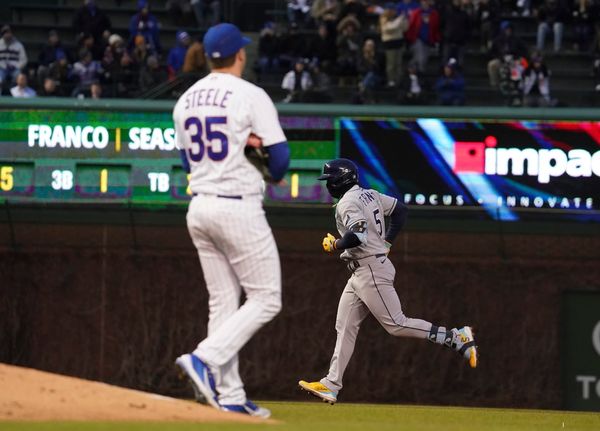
[2,105,599,222]
[0,110,335,205]
[340,118,600,221]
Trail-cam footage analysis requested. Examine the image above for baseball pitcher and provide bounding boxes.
[173,23,290,419]
[299,159,477,404]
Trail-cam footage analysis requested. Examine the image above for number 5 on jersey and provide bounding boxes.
[373,209,383,236]
[184,116,228,162]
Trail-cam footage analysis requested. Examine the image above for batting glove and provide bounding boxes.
[322,233,337,252]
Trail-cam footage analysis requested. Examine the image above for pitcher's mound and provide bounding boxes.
[0,363,260,423]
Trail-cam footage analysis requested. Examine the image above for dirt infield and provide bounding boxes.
[0,363,259,423]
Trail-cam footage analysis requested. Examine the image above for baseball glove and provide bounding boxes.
[245,144,275,183]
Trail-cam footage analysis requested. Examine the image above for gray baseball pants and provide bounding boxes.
[321,255,434,392]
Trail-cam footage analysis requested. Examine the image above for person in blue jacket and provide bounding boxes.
[168,30,191,76]
[129,0,161,54]
[435,58,465,105]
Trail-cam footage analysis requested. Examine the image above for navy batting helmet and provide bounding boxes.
[317,158,358,198]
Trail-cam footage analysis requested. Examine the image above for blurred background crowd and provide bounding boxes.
[2,0,600,106]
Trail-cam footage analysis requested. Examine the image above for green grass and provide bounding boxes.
[1,401,599,431]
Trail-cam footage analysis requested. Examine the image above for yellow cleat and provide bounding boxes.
[298,380,338,404]
[454,326,478,368]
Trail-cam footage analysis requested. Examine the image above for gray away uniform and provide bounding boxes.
[321,185,443,392]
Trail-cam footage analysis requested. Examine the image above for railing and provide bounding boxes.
[2,96,600,121]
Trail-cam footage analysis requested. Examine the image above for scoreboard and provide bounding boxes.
[2,99,600,222]
[0,108,336,205]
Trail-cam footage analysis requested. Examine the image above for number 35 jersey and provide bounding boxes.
[335,185,399,261]
[173,72,286,196]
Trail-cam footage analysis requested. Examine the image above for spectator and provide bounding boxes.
[535,0,569,53]
[379,3,409,87]
[139,55,168,94]
[434,58,465,105]
[71,48,103,97]
[311,0,340,31]
[338,0,367,26]
[74,32,104,61]
[499,54,526,106]
[356,39,383,103]
[0,25,28,87]
[523,52,551,106]
[405,0,441,73]
[102,34,138,97]
[336,15,362,83]
[90,81,102,99]
[398,62,424,104]
[38,30,71,84]
[282,58,313,102]
[397,0,419,17]
[131,35,150,66]
[72,0,112,56]
[168,31,191,77]
[288,1,312,27]
[572,0,597,52]
[190,0,220,28]
[441,0,471,66]
[255,22,281,77]
[304,60,333,102]
[308,23,336,73]
[478,0,500,52]
[39,77,62,97]
[487,21,527,88]
[129,0,162,54]
[38,30,70,70]
[46,51,71,88]
[10,72,36,98]
[182,36,207,74]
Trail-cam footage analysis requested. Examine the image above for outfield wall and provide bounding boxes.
[1,218,599,409]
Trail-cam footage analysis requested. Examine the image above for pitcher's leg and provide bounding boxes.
[188,231,246,405]
[321,280,369,392]
[195,207,281,368]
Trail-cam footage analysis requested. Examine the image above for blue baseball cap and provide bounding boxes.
[203,23,251,59]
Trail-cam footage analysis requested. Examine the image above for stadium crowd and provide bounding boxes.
[1,0,599,106]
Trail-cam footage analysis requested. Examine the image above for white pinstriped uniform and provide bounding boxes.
[173,72,287,405]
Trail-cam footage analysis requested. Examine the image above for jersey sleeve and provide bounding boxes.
[379,192,398,217]
[337,198,366,231]
[249,87,287,147]
[173,105,186,151]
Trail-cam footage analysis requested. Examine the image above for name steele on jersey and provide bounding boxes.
[183,87,232,109]
[27,124,177,151]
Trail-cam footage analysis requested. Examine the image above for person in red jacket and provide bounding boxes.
[405,0,440,73]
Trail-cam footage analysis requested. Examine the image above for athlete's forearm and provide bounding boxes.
[385,202,407,244]
[334,231,362,250]
[266,141,290,181]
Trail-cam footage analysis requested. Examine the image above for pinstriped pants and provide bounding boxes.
[186,195,282,405]
[321,256,433,392]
